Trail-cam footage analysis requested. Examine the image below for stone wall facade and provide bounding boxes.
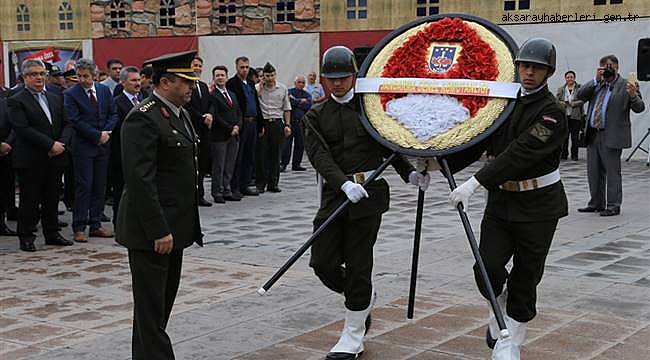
[91,0,320,38]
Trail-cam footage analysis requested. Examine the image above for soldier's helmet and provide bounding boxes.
[321,46,358,79]
[515,38,556,74]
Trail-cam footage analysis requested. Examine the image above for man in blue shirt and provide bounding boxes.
[282,75,311,172]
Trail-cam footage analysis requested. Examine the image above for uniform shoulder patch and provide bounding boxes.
[529,122,553,143]
[138,100,156,113]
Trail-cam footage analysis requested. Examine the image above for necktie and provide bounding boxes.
[223,91,233,107]
[88,89,98,110]
[196,83,202,98]
[131,95,139,106]
[592,87,607,129]
[36,92,52,124]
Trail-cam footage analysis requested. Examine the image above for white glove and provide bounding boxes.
[449,176,481,211]
[341,181,369,203]
[408,171,431,191]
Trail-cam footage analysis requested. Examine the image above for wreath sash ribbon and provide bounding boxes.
[355,78,519,99]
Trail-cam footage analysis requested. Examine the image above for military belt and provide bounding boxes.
[499,169,560,192]
[345,170,379,185]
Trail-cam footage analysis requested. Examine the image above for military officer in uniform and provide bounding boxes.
[448,38,568,360]
[116,51,204,360]
[303,46,428,360]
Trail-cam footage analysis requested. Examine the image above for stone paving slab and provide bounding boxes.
[1,155,649,359]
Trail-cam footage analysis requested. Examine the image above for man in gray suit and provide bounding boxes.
[576,55,645,216]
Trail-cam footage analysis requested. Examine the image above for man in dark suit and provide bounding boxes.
[209,65,242,203]
[7,59,73,251]
[64,58,118,243]
[116,51,204,360]
[0,97,18,236]
[576,55,645,217]
[110,66,142,229]
[187,56,213,207]
[226,56,264,197]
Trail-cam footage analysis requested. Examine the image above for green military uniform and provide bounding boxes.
[303,95,414,311]
[116,51,202,360]
[449,85,568,322]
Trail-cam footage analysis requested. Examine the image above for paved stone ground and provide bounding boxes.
[1,153,648,359]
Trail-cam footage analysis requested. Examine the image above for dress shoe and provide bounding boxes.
[0,223,17,236]
[105,197,115,206]
[486,327,497,349]
[325,352,362,360]
[280,164,287,173]
[224,194,242,201]
[577,206,604,213]
[45,233,73,246]
[292,165,307,171]
[58,220,68,228]
[241,187,259,196]
[57,210,65,215]
[571,156,579,161]
[256,186,266,194]
[89,227,114,238]
[267,186,281,193]
[73,231,88,243]
[19,238,37,252]
[198,197,213,207]
[213,196,225,204]
[600,208,620,217]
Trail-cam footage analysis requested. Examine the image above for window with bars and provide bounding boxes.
[59,2,73,30]
[346,0,367,20]
[504,0,530,11]
[17,4,30,32]
[217,0,237,24]
[159,0,176,26]
[109,0,127,29]
[416,0,439,17]
[276,1,295,22]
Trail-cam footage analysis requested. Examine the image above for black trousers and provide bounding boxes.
[255,120,283,189]
[63,161,75,208]
[309,211,382,311]
[562,118,583,159]
[109,159,123,228]
[0,157,12,218]
[16,164,63,239]
[281,119,304,168]
[473,214,558,323]
[231,118,257,193]
[128,249,183,360]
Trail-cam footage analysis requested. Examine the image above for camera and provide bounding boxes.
[603,64,616,78]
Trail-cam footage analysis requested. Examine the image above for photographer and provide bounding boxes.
[576,55,645,216]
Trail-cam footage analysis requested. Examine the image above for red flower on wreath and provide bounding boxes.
[381,17,499,116]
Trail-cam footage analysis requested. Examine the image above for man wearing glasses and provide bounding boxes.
[7,59,73,251]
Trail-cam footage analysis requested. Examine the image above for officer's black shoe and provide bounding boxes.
[57,210,65,215]
[198,197,213,207]
[19,238,36,252]
[0,223,17,236]
[280,164,287,173]
[100,214,111,222]
[325,351,362,360]
[58,220,68,228]
[212,196,225,204]
[292,165,307,171]
[241,187,259,196]
[256,186,266,194]
[267,186,281,193]
[486,328,497,349]
[577,206,604,213]
[45,233,74,246]
[600,208,620,217]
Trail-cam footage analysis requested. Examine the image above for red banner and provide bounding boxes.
[25,47,62,63]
